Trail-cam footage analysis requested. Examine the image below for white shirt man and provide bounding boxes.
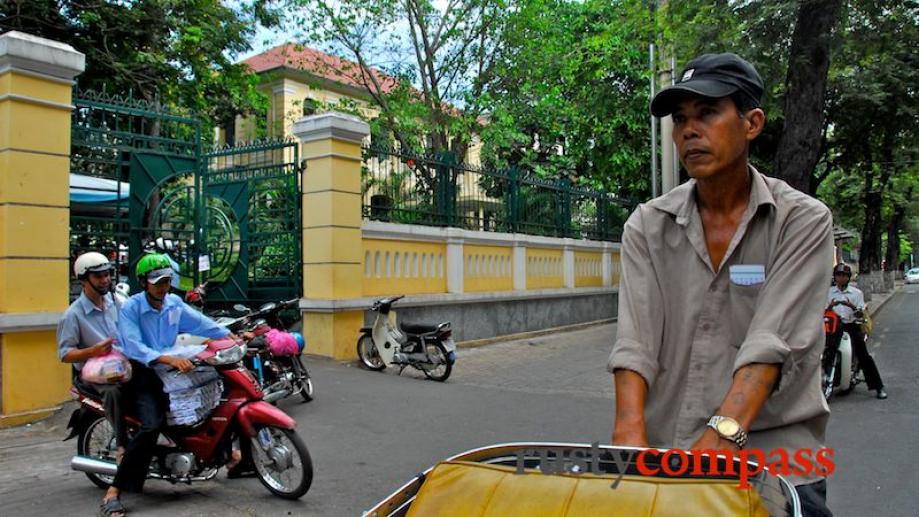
[827,283,865,324]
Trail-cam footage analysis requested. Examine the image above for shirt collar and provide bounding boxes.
[78,292,113,315]
[139,292,176,314]
[647,165,776,226]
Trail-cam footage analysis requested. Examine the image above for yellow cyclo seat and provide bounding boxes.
[406,461,770,517]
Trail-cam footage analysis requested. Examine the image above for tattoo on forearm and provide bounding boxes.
[731,392,746,406]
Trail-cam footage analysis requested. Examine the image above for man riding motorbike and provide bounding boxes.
[99,254,234,517]
[825,263,887,399]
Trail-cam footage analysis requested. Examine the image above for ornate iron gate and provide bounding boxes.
[69,91,302,305]
[200,141,301,305]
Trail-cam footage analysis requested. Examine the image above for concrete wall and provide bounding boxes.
[361,288,617,343]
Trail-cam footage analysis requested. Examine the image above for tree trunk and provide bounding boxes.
[859,190,883,275]
[886,207,902,274]
[773,0,843,194]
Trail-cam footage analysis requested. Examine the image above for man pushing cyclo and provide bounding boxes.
[609,53,837,516]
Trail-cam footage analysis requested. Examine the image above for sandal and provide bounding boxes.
[100,497,126,517]
[225,449,243,470]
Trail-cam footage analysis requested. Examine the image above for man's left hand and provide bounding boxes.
[690,428,740,453]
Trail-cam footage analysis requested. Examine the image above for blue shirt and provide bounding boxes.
[119,292,229,366]
[57,292,121,370]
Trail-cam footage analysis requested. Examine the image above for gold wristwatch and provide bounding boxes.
[707,415,748,449]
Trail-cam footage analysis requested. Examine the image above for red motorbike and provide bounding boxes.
[65,339,313,499]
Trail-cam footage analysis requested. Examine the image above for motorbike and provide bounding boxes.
[821,309,863,400]
[356,295,456,382]
[66,338,314,499]
[213,299,315,404]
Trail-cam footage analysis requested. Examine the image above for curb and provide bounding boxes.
[457,318,616,349]
[870,282,903,317]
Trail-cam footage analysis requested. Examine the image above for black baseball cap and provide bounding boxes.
[833,263,852,276]
[650,53,764,117]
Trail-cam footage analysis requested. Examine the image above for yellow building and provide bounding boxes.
[226,44,499,229]
[223,43,389,144]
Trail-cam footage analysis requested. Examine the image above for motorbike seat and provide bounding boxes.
[247,335,269,350]
[401,322,441,335]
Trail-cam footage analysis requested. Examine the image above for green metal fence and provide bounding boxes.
[201,140,301,305]
[70,90,201,299]
[70,90,302,305]
[361,145,634,241]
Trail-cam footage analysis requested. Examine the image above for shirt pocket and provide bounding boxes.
[168,308,181,326]
[728,282,762,347]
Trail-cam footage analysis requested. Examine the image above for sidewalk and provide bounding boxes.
[858,279,903,317]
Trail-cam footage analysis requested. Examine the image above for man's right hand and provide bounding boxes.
[92,337,115,357]
[159,355,194,373]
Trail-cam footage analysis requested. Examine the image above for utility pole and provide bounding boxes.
[650,43,659,198]
[655,0,679,195]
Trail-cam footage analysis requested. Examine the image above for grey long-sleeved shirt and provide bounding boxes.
[57,292,120,370]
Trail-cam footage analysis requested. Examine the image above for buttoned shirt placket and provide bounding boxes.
[673,189,762,444]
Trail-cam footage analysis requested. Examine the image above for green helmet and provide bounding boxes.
[136,253,173,281]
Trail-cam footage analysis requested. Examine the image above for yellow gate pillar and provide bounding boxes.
[294,112,369,359]
[0,32,85,427]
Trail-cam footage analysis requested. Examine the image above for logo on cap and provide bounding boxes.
[681,69,695,82]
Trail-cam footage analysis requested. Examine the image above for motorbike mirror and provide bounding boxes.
[259,302,276,312]
[233,304,249,313]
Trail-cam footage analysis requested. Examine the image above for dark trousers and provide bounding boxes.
[73,376,128,448]
[97,384,128,448]
[824,322,884,390]
[796,480,832,516]
[112,362,167,493]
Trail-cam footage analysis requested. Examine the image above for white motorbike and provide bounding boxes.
[822,309,863,399]
[356,295,457,382]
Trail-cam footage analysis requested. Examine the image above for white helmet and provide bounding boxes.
[154,237,175,253]
[74,252,114,279]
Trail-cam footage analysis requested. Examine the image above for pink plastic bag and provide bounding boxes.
[81,350,132,384]
[266,329,299,357]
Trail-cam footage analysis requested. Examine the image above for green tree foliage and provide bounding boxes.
[667,0,918,274]
[0,0,281,140]
[286,0,504,158]
[815,0,919,273]
[480,0,653,199]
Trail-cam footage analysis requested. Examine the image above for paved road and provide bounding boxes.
[0,325,616,517]
[823,284,919,517]
[1,290,915,516]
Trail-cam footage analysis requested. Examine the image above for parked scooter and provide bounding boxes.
[822,309,863,399]
[66,338,313,499]
[213,299,314,403]
[356,295,456,382]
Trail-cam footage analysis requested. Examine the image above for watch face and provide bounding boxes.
[716,419,740,436]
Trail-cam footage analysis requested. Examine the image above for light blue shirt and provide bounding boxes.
[57,292,121,370]
[119,292,229,366]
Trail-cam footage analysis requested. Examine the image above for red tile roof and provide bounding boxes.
[243,43,399,94]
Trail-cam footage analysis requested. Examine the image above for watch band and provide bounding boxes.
[707,415,748,449]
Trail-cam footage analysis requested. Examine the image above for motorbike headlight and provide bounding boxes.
[205,344,247,365]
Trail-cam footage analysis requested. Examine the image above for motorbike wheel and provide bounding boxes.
[822,353,839,400]
[249,425,313,499]
[295,358,314,402]
[357,334,385,371]
[77,414,118,489]
[841,355,860,394]
[420,341,452,382]
[298,376,314,402]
